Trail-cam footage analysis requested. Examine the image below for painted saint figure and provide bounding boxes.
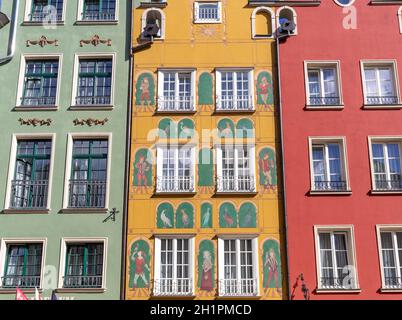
[200,250,213,291]
[263,248,281,295]
[135,154,150,187]
[140,77,150,105]
[259,151,275,189]
[258,76,272,105]
[131,244,150,288]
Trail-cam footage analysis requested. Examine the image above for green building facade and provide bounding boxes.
[0,0,130,300]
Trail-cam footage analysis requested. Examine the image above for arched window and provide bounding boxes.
[251,7,275,39]
[276,6,297,35]
[141,8,165,40]
[399,7,402,34]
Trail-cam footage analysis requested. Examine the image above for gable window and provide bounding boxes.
[309,138,350,192]
[27,0,64,22]
[157,70,196,112]
[378,228,402,289]
[305,62,342,107]
[216,69,254,111]
[369,138,402,191]
[154,237,194,296]
[78,0,117,22]
[74,57,113,107]
[194,2,222,23]
[218,238,259,297]
[315,226,358,291]
[216,145,256,193]
[251,7,275,39]
[68,139,108,209]
[361,61,400,106]
[1,243,43,289]
[156,146,195,193]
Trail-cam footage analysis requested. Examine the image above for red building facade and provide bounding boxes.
[279,0,402,299]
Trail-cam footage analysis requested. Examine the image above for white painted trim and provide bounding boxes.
[398,7,402,34]
[71,52,116,108]
[16,54,63,108]
[141,7,166,40]
[62,132,112,210]
[276,6,298,35]
[57,237,108,290]
[251,7,275,39]
[194,2,222,24]
[0,238,47,289]
[313,225,359,290]
[4,133,56,210]
[76,0,119,22]
[24,0,67,22]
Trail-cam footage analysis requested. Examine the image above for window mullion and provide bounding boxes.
[236,239,241,285]
[320,69,325,98]
[325,145,331,182]
[234,148,239,190]
[83,246,88,277]
[173,239,177,282]
[393,233,402,279]
[384,144,391,182]
[376,68,382,97]
[233,72,237,107]
[175,72,179,110]
[331,233,338,279]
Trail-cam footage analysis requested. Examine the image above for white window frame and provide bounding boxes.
[399,7,402,34]
[4,133,56,212]
[194,2,222,24]
[314,225,359,291]
[215,68,255,111]
[0,238,47,290]
[16,54,63,109]
[154,236,195,296]
[156,144,196,193]
[76,0,119,24]
[251,7,275,39]
[62,132,112,211]
[276,6,298,36]
[308,137,351,193]
[157,69,196,112]
[71,53,116,109]
[141,8,166,40]
[217,237,259,297]
[368,136,402,192]
[304,61,343,108]
[24,0,67,24]
[57,237,108,291]
[216,144,256,193]
[376,225,402,291]
[360,60,401,107]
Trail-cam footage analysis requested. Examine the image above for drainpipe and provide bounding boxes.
[120,0,134,300]
[275,32,291,300]
[0,0,19,64]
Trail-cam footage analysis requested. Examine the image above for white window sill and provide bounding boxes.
[380,288,402,293]
[155,109,197,114]
[75,20,118,25]
[0,288,43,294]
[315,288,361,294]
[22,21,65,26]
[69,105,114,111]
[56,288,106,294]
[2,208,50,214]
[370,190,402,195]
[215,108,256,113]
[215,191,258,195]
[194,20,222,24]
[305,105,344,110]
[60,208,109,214]
[252,35,274,40]
[216,295,261,299]
[155,191,196,195]
[14,106,58,111]
[309,190,352,196]
[363,104,402,110]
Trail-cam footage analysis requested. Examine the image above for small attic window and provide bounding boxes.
[194,2,222,23]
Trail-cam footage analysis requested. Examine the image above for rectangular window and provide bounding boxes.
[306,64,341,106]
[362,62,399,105]
[216,69,254,111]
[156,146,195,193]
[63,243,104,289]
[194,2,222,23]
[379,230,402,289]
[75,59,112,106]
[317,231,355,289]
[10,140,51,209]
[217,145,256,192]
[218,238,258,297]
[2,243,43,289]
[81,0,116,21]
[371,142,402,191]
[158,70,195,112]
[154,238,194,296]
[29,0,64,22]
[21,59,59,107]
[309,138,349,192]
[68,139,108,208]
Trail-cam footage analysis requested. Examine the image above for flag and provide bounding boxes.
[34,287,42,300]
[51,290,58,301]
[15,287,28,301]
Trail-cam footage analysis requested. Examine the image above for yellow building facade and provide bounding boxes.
[126,0,286,300]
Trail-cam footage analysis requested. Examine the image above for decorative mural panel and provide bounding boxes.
[219,202,238,228]
[176,202,194,228]
[217,118,235,138]
[197,240,215,292]
[135,73,155,106]
[262,238,282,295]
[133,148,152,187]
[178,118,195,139]
[198,149,214,187]
[256,71,274,105]
[200,202,213,228]
[156,203,174,229]
[158,118,177,138]
[258,147,277,188]
[129,239,151,289]
[236,118,254,138]
[198,72,214,105]
[239,202,257,228]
